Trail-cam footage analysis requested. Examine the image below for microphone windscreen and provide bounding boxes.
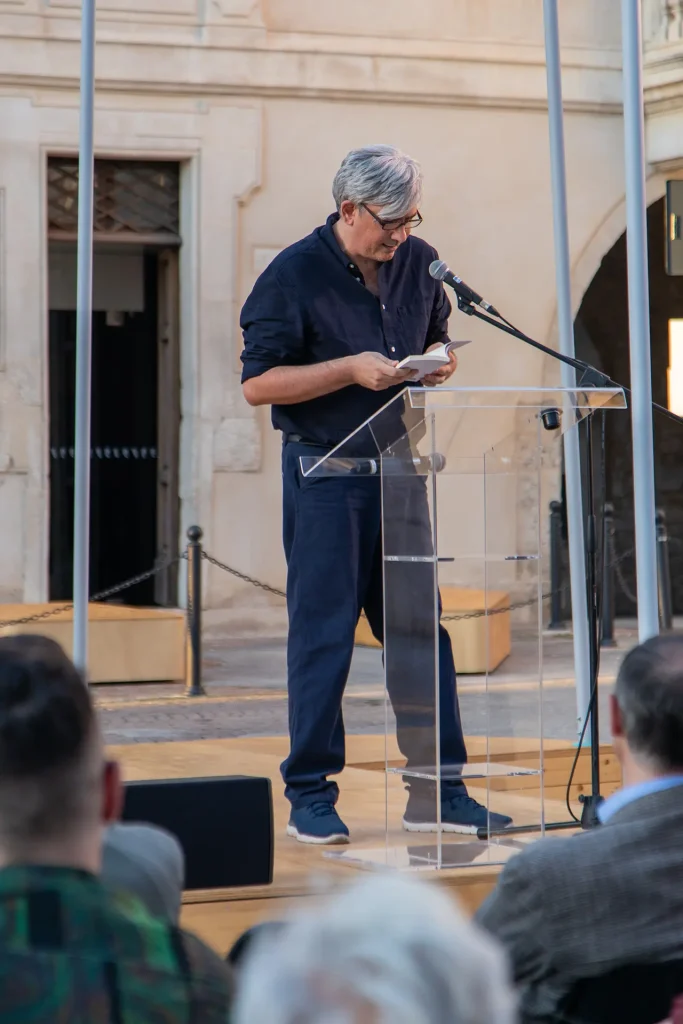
[429,259,448,282]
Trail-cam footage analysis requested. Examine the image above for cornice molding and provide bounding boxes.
[0,72,621,115]
[0,18,623,115]
[644,78,683,115]
[0,40,621,115]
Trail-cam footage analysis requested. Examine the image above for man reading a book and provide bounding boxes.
[240,145,512,844]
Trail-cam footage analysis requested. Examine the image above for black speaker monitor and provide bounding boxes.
[122,775,274,889]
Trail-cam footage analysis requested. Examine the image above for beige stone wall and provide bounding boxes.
[265,0,621,48]
[0,0,678,631]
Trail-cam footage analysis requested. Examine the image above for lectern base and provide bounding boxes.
[323,837,526,872]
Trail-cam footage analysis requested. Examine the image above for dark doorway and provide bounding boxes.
[573,197,683,614]
[48,247,180,606]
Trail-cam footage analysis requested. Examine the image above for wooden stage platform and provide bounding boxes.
[111,734,621,956]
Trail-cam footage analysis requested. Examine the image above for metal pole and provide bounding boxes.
[543,0,592,736]
[656,508,673,631]
[621,0,659,641]
[72,0,97,672]
[186,526,205,697]
[601,503,616,647]
[548,500,566,630]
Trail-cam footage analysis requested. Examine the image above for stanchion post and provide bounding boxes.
[186,525,205,697]
[548,500,566,630]
[601,502,616,648]
[656,509,674,632]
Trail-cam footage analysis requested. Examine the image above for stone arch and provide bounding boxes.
[541,171,669,380]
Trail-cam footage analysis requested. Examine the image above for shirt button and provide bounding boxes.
[349,264,355,270]
[390,346,396,353]
[382,304,387,310]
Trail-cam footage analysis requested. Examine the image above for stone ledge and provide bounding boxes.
[0,34,622,114]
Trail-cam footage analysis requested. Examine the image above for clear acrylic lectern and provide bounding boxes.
[300,385,626,872]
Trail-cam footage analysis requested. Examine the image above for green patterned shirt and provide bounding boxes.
[0,864,232,1023]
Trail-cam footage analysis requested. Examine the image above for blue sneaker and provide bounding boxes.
[403,790,512,835]
[287,801,350,845]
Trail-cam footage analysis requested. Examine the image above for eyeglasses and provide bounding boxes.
[362,204,423,232]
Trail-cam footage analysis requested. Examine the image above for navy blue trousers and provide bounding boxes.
[281,441,468,810]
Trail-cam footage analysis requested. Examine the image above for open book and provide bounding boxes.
[397,339,472,381]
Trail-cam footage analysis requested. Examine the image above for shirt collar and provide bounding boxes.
[320,212,392,286]
[597,775,683,824]
[320,212,360,274]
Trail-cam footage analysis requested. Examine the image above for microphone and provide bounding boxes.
[429,260,500,317]
[324,453,447,476]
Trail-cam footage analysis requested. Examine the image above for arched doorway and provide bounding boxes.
[573,197,683,614]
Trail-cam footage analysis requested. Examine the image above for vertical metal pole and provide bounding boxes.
[543,0,592,736]
[621,0,659,641]
[548,500,566,630]
[601,502,616,647]
[583,414,601,797]
[656,509,674,631]
[186,526,205,697]
[72,0,97,672]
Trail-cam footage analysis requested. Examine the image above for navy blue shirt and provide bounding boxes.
[240,213,452,447]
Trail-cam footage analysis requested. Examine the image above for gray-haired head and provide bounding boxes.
[232,874,516,1024]
[332,145,423,220]
[615,633,683,773]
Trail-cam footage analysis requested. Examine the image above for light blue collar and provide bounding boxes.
[598,775,683,824]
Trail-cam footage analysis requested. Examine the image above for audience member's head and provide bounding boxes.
[232,874,515,1024]
[0,634,120,871]
[612,633,683,785]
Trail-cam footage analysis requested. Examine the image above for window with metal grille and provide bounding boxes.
[47,158,181,244]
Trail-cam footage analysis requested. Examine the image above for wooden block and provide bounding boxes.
[441,587,510,674]
[355,587,511,674]
[0,603,186,684]
[355,615,380,648]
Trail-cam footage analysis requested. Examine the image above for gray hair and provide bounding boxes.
[232,874,516,1024]
[615,633,683,772]
[332,145,423,220]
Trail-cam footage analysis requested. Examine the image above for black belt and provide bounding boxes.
[285,434,331,449]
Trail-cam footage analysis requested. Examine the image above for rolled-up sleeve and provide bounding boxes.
[424,277,452,351]
[240,267,306,382]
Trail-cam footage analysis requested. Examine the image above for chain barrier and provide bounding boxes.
[0,554,186,631]
[200,547,634,623]
[201,548,549,621]
[0,537,639,637]
[609,535,638,606]
[442,592,562,622]
[202,551,287,600]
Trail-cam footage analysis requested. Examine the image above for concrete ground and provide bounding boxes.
[95,621,651,747]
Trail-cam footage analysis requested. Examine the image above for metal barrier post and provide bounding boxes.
[601,503,616,648]
[548,500,566,630]
[186,525,205,697]
[656,509,674,632]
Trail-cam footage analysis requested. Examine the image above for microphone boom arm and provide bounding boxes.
[456,295,683,425]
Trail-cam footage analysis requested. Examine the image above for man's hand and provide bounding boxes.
[422,346,458,388]
[348,352,414,392]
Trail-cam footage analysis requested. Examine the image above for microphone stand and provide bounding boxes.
[453,294,683,839]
